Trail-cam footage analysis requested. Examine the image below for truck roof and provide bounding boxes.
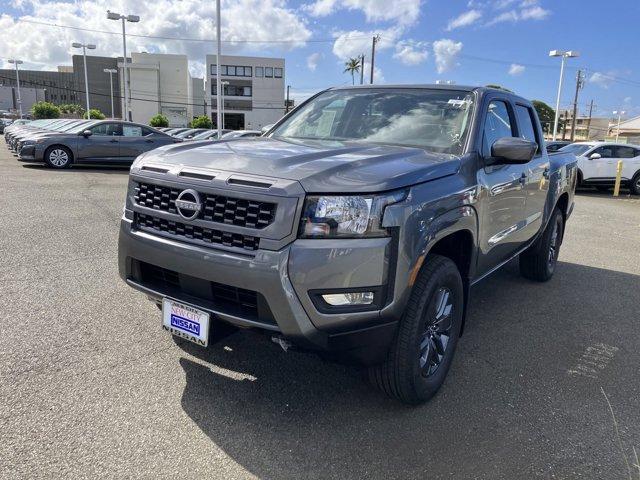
[328,84,531,103]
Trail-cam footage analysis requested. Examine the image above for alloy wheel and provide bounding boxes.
[419,287,454,377]
[49,149,69,167]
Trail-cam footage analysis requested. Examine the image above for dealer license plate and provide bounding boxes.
[162,298,210,347]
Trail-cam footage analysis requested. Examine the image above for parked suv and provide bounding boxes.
[118,85,577,404]
[559,141,640,194]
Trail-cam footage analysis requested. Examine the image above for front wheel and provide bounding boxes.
[368,255,464,405]
[45,146,72,169]
[631,172,640,196]
[519,207,564,282]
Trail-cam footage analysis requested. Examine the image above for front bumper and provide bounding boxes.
[118,214,401,363]
[18,144,38,161]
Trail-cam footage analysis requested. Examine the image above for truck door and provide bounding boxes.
[514,103,549,241]
[476,99,529,275]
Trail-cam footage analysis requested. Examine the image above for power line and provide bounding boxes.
[17,19,361,44]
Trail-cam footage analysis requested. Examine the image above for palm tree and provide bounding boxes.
[344,57,361,85]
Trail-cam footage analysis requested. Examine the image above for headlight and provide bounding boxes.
[299,190,407,238]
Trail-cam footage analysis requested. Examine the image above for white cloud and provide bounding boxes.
[484,0,550,26]
[508,63,525,76]
[432,39,463,74]
[0,0,311,74]
[304,0,338,16]
[304,0,421,25]
[332,27,401,60]
[307,52,322,71]
[446,9,482,31]
[589,72,614,89]
[393,40,429,66]
[520,5,550,20]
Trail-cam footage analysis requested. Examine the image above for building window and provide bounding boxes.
[256,67,263,77]
[274,68,283,78]
[265,67,273,78]
[211,64,217,75]
[222,85,252,97]
[243,66,252,77]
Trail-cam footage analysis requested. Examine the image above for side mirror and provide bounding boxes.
[589,152,601,160]
[491,137,537,164]
[80,129,92,137]
[261,124,274,135]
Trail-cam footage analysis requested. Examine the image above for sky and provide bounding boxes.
[1,0,639,119]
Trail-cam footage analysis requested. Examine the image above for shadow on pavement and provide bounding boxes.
[176,260,639,479]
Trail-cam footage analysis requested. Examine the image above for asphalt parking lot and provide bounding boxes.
[2,147,640,480]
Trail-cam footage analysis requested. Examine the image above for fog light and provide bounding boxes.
[321,292,374,306]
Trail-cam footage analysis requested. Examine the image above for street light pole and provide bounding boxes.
[73,42,96,118]
[215,0,222,139]
[613,110,626,142]
[549,50,579,141]
[221,80,229,130]
[8,59,23,118]
[108,10,140,122]
[104,68,117,118]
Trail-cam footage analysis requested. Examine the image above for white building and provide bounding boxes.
[206,55,285,130]
[120,53,203,127]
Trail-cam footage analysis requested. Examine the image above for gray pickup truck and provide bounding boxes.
[118,85,576,404]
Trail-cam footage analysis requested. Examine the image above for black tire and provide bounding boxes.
[519,208,564,282]
[631,172,640,196]
[44,145,73,169]
[368,255,464,405]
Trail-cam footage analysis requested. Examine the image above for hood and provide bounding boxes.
[139,137,461,193]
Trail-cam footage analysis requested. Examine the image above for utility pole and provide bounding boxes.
[561,110,569,140]
[360,54,365,85]
[585,99,594,140]
[570,70,585,141]
[286,85,290,113]
[370,35,380,84]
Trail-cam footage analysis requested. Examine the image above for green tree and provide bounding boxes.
[149,114,169,128]
[190,115,212,129]
[83,109,106,120]
[31,101,60,119]
[532,100,556,134]
[343,57,361,85]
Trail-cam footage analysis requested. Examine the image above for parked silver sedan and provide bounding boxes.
[18,120,180,168]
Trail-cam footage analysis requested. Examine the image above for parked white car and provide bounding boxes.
[559,142,640,194]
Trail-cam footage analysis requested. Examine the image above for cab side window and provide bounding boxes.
[482,100,514,157]
[515,105,539,155]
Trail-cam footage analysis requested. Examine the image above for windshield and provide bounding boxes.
[67,121,98,134]
[559,143,593,156]
[192,131,214,140]
[270,88,475,155]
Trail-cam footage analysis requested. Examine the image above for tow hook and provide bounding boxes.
[271,336,293,352]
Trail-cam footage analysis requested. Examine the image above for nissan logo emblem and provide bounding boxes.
[175,189,202,220]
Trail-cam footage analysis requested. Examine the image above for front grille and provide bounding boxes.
[134,182,277,229]
[133,260,276,326]
[135,213,259,251]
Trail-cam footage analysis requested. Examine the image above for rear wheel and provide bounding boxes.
[45,146,72,169]
[631,172,640,196]
[368,255,463,405]
[519,207,564,282]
